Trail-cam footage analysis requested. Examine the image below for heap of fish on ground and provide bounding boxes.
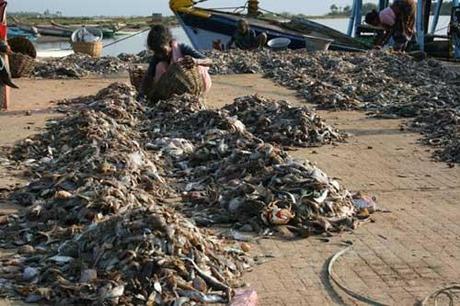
[0,82,362,304]
[142,94,356,235]
[32,52,151,78]
[0,84,247,305]
[206,49,460,163]
[33,48,459,162]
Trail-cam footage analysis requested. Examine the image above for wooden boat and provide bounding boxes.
[7,27,38,40]
[170,0,369,52]
[51,21,117,38]
[35,25,73,37]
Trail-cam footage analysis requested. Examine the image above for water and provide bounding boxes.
[35,16,452,56]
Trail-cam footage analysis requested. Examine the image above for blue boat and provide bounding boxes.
[8,26,38,41]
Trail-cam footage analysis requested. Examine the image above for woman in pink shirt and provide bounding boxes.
[365,0,416,51]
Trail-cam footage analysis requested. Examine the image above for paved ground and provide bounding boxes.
[1,75,459,306]
[208,75,460,306]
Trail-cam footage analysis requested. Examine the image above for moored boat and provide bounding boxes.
[35,25,73,37]
[170,0,370,52]
[51,21,117,39]
[7,26,38,40]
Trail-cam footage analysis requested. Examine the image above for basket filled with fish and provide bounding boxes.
[7,37,37,78]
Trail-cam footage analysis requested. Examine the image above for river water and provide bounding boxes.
[35,16,452,56]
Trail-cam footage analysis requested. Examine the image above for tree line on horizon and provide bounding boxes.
[328,1,456,16]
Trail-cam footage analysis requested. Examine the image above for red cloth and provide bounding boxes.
[0,1,7,39]
[0,24,6,40]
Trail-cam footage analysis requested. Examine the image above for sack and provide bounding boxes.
[147,61,204,103]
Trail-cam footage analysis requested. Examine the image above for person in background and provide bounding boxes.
[0,0,11,110]
[364,0,416,51]
[0,39,18,90]
[227,19,267,50]
[141,25,212,97]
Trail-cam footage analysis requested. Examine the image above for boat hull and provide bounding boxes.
[176,10,368,52]
[8,27,38,41]
[36,26,73,38]
[177,12,307,50]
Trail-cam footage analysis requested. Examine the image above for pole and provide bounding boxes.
[347,0,356,36]
[353,0,362,37]
[430,0,443,34]
[416,0,425,51]
[424,0,431,33]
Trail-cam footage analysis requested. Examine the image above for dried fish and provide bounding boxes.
[33,54,131,79]
[0,85,249,305]
[0,82,365,304]
[206,49,460,163]
[224,95,345,146]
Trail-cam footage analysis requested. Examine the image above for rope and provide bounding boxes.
[327,245,390,306]
[102,27,150,48]
[420,284,460,306]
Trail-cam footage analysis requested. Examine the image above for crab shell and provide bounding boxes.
[261,205,295,225]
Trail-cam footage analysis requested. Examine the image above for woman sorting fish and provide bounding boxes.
[141,25,212,100]
[365,0,416,51]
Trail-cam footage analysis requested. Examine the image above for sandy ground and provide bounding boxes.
[1,74,459,305]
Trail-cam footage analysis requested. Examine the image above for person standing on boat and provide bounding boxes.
[140,25,212,98]
[364,0,416,51]
[227,19,267,50]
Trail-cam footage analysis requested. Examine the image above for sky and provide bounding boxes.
[8,0,358,17]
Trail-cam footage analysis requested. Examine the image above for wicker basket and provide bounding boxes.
[71,41,103,58]
[7,37,37,78]
[129,64,147,92]
[8,53,36,78]
[148,62,204,103]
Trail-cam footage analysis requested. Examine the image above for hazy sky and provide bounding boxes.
[8,0,360,17]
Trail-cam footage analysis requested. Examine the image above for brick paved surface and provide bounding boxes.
[214,76,460,306]
[1,75,459,306]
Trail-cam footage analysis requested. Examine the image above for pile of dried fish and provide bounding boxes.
[224,95,345,147]
[0,84,249,304]
[33,54,130,78]
[142,94,358,234]
[0,206,247,304]
[118,50,153,64]
[412,108,460,163]
[206,49,460,163]
[205,49,264,75]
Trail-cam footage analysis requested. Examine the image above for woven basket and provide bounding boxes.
[129,64,147,92]
[71,41,103,58]
[8,53,36,78]
[148,62,204,103]
[7,37,37,78]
